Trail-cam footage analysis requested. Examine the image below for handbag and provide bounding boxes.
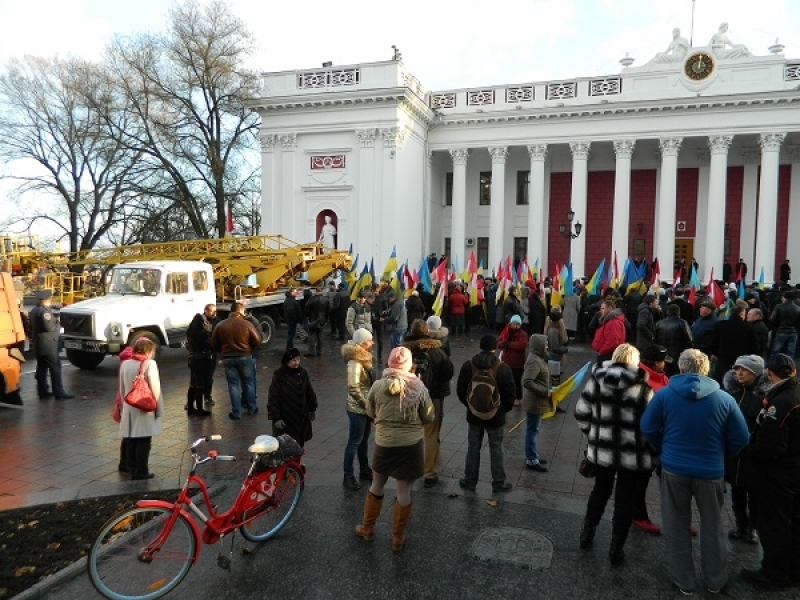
[112,403,122,423]
[578,449,596,478]
[124,360,158,412]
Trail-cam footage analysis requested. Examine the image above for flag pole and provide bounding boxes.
[690,0,696,47]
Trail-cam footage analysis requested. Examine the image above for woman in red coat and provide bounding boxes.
[447,285,469,335]
[591,300,627,363]
[499,315,529,401]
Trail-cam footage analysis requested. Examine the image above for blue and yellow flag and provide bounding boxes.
[382,246,398,282]
[349,264,371,300]
[585,258,605,296]
[758,267,765,291]
[543,361,591,420]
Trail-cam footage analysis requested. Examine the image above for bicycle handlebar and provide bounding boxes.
[190,435,222,452]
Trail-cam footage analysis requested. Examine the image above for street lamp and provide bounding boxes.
[558,209,582,264]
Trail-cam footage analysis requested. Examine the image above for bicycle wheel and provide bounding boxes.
[88,506,196,600]
[240,466,304,542]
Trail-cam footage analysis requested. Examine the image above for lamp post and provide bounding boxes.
[558,209,583,266]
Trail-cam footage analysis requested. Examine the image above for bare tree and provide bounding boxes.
[0,56,144,253]
[106,0,261,240]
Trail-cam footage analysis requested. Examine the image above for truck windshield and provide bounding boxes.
[107,268,162,295]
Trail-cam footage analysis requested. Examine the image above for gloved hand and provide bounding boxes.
[309,412,316,422]
[273,419,286,433]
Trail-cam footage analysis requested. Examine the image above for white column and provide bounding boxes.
[704,135,733,282]
[694,150,710,271]
[380,127,402,259]
[259,133,278,234]
[488,146,508,270]
[656,138,682,279]
[279,133,297,239]
[568,141,590,278]
[355,128,376,256]
[424,150,434,257]
[612,139,635,267]
[754,133,786,284]
[787,147,800,274]
[526,144,548,271]
[449,148,469,267]
[739,148,760,271]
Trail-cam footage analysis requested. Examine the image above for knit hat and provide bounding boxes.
[766,353,796,379]
[509,315,522,325]
[281,347,300,365]
[480,334,498,351]
[352,328,373,346]
[733,355,764,377]
[426,316,442,330]
[387,346,412,372]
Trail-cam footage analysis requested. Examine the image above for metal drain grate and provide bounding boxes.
[470,527,553,569]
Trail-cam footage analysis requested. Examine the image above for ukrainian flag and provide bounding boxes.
[543,361,591,419]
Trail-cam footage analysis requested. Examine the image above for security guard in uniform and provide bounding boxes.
[29,291,74,399]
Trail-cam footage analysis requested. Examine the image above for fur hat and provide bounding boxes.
[766,353,796,379]
[281,347,300,365]
[352,328,373,346]
[640,345,672,363]
[733,355,764,377]
[426,316,442,330]
[388,346,412,372]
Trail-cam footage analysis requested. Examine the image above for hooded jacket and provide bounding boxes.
[499,326,529,370]
[640,373,749,479]
[748,376,800,488]
[521,335,551,415]
[456,350,516,429]
[575,362,654,470]
[722,368,771,487]
[426,325,451,356]
[341,342,375,415]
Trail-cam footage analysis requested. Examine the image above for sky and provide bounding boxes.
[1,0,798,238]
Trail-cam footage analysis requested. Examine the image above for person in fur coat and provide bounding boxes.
[575,343,655,565]
[340,328,376,491]
[267,347,318,447]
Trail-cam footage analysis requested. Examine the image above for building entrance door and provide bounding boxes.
[674,239,693,279]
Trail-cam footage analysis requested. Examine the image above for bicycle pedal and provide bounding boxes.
[217,555,231,570]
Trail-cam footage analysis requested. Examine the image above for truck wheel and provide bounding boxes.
[66,349,106,369]
[257,315,275,346]
[128,331,161,359]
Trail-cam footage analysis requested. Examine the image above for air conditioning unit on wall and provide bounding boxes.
[466,237,475,247]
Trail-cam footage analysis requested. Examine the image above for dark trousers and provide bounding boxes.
[585,465,640,538]
[755,481,800,579]
[631,468,653,521]
[126,436,152,478]
[511,367,523,400]
[372,321,384,361]
[35,352,66,396]
[188,356,216,409]
[730,484,757,531]
[118,438,129,471]
[286,321,298,350]
[307,325,323,355]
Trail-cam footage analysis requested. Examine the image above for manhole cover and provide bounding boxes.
[471,527,553,569]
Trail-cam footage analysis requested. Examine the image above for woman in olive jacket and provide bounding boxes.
[340,328,376,490]
[521,334,551,472]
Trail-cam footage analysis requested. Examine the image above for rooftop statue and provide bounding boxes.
[646,28,690,64]
[709,22,751,58]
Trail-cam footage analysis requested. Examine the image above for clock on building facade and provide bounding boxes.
[684,52,715,81]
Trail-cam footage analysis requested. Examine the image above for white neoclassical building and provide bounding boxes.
[250,28,800,283]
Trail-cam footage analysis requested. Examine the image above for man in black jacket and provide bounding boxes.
[655,304,693,376]
[769,291,800,357]
[30,291,74,400]
[635,294,660,352]
[303,286,328,357]
[456,335,516,492]
[283,289,303,351]
[711,305,759,385]
[741,354,800,586]
[401,319,454,488]
[746,308,770,358]
[185,303,218,416]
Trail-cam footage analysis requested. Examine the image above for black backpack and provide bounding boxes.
[411,349,435,394]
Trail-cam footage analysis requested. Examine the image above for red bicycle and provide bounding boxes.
[88,434,305,600]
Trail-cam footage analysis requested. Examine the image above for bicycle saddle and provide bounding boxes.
[248,434,279,454]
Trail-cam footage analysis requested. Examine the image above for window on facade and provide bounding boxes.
[444,237,451,260]
[479,172,492,205]
[513,237,528,263]
[477,237,489,268]
[445,172,453,206]
[516,171,530,205]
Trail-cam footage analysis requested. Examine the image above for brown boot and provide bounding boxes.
[355,492,383,541]
[391,501,413,552]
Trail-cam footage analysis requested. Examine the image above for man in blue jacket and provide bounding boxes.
[640,348,749,596]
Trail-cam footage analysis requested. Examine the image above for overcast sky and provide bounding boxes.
[1,0,797,89]
[1,0,798,238]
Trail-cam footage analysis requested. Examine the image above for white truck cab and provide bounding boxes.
[59,261,216,369]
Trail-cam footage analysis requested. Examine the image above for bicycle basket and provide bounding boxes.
[252,434,303,473]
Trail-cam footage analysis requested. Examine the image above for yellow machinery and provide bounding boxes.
[0,271,25,405]
[1,234,351,305]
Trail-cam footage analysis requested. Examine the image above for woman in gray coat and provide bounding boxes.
[521,334,551,472]
[119,337,164,480]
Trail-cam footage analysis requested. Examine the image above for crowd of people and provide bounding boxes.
[101,270,800,595]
